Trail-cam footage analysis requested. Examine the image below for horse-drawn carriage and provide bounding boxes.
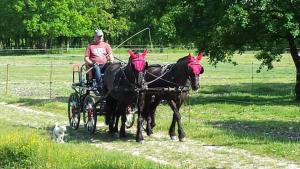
[67,62,136,134]
[67,49,204,142]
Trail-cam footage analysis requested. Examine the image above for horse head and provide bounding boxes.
[186,52,204,90]
[128,49,148,87]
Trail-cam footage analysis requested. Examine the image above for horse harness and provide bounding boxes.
[145,64,190,93]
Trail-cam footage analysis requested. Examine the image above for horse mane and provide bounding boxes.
[176,56,188,63]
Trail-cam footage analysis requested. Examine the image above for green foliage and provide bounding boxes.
[0,0,131,47]
[0,132,39,168]
[0,122,173,169]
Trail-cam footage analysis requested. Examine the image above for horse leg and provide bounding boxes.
[105,96,113,125]
[136,93,145,142]
[169,113,177,140]
[113,113,120,133]
[175,101,185,141]
[167,100,185,141]
[144,95,153,136]
[119,105,127,138]
[149,96,161,129]
[145,96,160,136]
[106,97,116,134]
[105,98,114,133]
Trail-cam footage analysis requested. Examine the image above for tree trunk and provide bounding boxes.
[66,38,70,52]
[15,37,19,48]
[287,33,300,100]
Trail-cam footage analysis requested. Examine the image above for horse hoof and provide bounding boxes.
[151,124,156,129]
[170,136,177,140]
[179,137,185,142]
[136,137,144,142]
[146,131,153,136]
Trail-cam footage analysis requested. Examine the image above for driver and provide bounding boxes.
[84,29,114,92]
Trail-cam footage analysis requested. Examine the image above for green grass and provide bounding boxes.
[0,121,173,169]
[0,50,300,165]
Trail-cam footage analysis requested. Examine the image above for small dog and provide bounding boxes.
[53,123,67,143]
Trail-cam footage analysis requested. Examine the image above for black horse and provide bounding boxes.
[143,52,204,141]
[103,49,148,142]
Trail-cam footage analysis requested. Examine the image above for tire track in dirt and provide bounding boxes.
[92,130,299,169]
[0,102,299,169]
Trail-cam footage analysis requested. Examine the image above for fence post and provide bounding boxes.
[49,62,53,99]
[5,64,9,94]
[251,61,254,95]
[166,49,169,62]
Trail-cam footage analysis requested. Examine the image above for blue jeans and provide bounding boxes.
[93,64,104,89]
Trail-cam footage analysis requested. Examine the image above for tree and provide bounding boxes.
[146,0,300,100]
[198,0,300,100]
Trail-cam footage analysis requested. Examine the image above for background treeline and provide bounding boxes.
[2,0,300,98]
[0,0,132,48]
[0,0,198,49]
[1,0,300,68]
[1,0,300,53]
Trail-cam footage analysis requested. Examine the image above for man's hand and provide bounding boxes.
[106,53,114,63]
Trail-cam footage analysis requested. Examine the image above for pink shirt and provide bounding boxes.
[85,42,112,64]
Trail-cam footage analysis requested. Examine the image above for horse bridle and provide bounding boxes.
[118,59,146,90]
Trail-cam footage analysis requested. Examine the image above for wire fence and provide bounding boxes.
[0,45,188,56]
[0,63,295,101]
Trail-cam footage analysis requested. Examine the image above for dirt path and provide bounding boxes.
[0,102,299,169]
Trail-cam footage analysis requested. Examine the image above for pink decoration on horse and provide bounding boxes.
[128,49,148,72]
[187,52,204,75]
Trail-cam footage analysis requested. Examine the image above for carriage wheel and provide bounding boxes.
[125,106,136,129]
[68,93,80,130]
[83,95,97,134]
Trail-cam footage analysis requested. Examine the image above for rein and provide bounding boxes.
[145,64,190,91]
[119,67,136,89]
[118,63,145,91]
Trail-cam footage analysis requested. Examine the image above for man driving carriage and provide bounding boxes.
[84,29,114,92]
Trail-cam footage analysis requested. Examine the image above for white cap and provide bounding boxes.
[95,29,104,37]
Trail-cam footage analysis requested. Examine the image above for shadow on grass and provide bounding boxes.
[9,121,138,144]
[6,96,68,107]
[41,124,137,144]
[189,83,299,106]
[66,125,137,143]
[3,83,297,108]
[3,96,139,143]
[201,83,294,96]
[207,120,300,144]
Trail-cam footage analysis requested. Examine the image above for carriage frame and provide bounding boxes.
[67,64,136,134]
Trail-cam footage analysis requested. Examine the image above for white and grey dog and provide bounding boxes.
[53,123,67,143]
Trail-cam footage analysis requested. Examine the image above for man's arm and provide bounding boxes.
[84,56,93,65]
[84,46,93,65]
[106,43,114,63]
[107,53,114,63]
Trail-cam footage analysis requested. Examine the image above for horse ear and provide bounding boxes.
[142,49,148,57]
[128,50,137,59]
[197,52,203,61]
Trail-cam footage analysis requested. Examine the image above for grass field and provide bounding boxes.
[0,49,300,167]
[0,121,173,169]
